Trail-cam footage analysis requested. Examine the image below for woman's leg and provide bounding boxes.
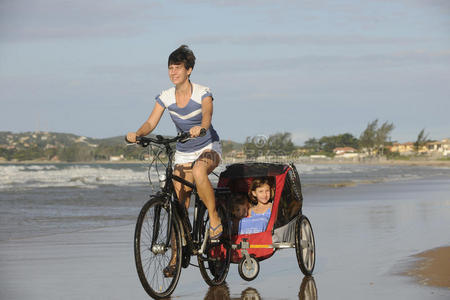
[163,163,194,276]
[173,163,194,210]
[192,150,221,236]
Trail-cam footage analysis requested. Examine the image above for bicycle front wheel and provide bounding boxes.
[134,197,182,299]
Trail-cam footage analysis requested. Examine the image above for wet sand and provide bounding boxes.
[404,246,450,288]
[1,177,450,299]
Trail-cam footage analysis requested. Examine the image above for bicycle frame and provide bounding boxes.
[133,131,232,297]
[137,134,207,257]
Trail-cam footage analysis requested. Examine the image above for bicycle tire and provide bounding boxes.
[197,204,231,286]
[134,197,182,299]
[238,255,260,281]
[295,215,316,276]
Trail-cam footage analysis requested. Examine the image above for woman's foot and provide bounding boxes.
[163,264,177,278]
[209,222,223,240]
[209,210,223,240]
[164,236,177,278]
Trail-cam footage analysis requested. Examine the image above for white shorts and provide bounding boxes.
[174,141,222,165]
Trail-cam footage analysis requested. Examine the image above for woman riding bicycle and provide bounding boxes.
[126,45,223,265]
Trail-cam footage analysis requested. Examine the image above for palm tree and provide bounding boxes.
[414,128,429,154]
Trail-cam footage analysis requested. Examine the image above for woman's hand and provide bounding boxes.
[189,126,205,138]
[126,132,137,143]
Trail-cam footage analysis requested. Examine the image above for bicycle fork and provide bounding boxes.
[149,199,173,255]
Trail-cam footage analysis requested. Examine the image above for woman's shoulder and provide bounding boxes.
[156,87,176,107]
[158,86,175,98]
[192,83,213,102]
[192,82,210,91]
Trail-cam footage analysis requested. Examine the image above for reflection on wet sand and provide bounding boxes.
[203,284,231,300]
[299,276,318,300]
[203,276,317,300]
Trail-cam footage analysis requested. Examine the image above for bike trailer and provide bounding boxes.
[217,162,304,263]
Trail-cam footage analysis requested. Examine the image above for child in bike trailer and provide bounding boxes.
[126,45,222,277]
[238,177,274,235]
[230,193,250,235]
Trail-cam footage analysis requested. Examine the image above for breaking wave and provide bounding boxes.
[0,164,157,191]
[1,162,449,191]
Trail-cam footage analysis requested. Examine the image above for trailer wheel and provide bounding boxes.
[238,255,259,281]
[295,215,316,275]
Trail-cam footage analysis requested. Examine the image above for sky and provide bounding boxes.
[0,0,449,145]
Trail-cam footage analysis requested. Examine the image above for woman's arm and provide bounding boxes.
[190,96,213,137]
[126,102,165,142]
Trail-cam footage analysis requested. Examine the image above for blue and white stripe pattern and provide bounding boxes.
[238,208,272,235]
[155,83,220,152]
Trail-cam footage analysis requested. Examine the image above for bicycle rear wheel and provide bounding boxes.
[197,204,231,286]
[134,197,182,299]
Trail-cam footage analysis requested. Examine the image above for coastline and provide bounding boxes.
[1,158,450,167]
[404,246,450,289]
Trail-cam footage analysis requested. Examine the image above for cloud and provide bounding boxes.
[188,33,430,47]
[0,0,158,41]
[174,0,450,12]
[198,50,450,76]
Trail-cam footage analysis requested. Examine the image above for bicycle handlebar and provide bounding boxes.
[125,128,206,147]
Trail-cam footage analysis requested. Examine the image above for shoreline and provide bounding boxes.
[403,246,450,289]
[1,158,450,167]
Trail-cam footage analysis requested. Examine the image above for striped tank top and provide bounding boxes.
[238,207,272,235]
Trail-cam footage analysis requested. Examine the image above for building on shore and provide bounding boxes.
[389,138,450,157]
[333,147,358,158]
[109,155,124,162]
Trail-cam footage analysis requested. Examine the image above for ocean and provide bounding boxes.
[1,162,450,241]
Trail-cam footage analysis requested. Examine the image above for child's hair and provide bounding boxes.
[168,45,196,70]
[231,193,249,218]
[248,177,274,206]
[232,192,249,205]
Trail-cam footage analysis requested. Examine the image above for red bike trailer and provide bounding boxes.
[215,162,315,281]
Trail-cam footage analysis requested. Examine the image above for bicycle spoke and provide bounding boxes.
[135,198,181,298]
[296,216,315,275]
[197,205,231,286]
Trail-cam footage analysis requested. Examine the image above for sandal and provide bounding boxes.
[163,264,177,278]
[209,223,223,240]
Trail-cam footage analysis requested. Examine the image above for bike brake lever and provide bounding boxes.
[179,128,206,143]
[178,132,191,143]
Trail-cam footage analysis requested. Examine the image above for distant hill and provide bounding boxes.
[0,131,123,149]
[93,135,127,145]
[0,131,242,162]
[221,139,243,151]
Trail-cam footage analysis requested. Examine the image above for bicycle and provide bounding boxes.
[130,131,231,299]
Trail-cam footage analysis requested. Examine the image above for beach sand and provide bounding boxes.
[1,176,450,299]
[404,246,450,288]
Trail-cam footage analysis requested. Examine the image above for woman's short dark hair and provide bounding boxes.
[168,45,196,70]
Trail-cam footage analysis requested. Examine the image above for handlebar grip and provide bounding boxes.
[199,128,207,137]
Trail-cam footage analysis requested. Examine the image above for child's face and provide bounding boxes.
[233,203,248,218]
[252,184,271,205]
